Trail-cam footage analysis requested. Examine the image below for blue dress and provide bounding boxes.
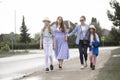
[52,25,69,60]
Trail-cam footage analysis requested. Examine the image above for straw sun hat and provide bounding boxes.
[43,17,51,23]
[89,25,96,31]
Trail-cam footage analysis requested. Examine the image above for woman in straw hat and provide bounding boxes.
[40,17,55,72]
[52,16,69,69]
[88,25,100,70]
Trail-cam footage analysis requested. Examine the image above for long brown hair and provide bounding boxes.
[88,28,97,41]
[56,16,65,32]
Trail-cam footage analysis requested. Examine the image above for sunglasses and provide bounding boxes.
[80,20,84,21]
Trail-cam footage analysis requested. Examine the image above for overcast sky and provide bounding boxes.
[0,0,119,37]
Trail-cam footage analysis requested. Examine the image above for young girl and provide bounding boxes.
[88,25,100,70]
[40,17,55,72]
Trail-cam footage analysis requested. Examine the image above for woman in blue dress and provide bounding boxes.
[52,16,69,69]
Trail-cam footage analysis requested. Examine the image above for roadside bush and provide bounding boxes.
[0,44,10,54]
[100,41,119,46]
[9,43,40,49]
[1,44,10,52]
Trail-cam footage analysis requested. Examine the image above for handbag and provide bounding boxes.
[80,40,89,45]
[83,40,89,45]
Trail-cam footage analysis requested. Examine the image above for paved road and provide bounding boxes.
[0,47,119,80]
[0,49,79,80]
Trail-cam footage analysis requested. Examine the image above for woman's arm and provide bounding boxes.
[51,28,56,50]
[68,26,78,37]
[96,33,100,42]
[40,31,43,49]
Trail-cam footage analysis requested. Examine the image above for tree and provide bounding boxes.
[33,33,40,43]
[107,0,120,29]
[67,21,77,48]
[0,34,3,43]
[20,16,31,43]
[0,34,11,49]
[90,17,102,38]
[107,0,120,45]
[107,27,120,44]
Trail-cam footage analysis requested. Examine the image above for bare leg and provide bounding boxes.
[92,54,97,70]
[93,55,97,65]
[58,59,61,65]
[60,59,63,67]
[89,51,93,68]
[89,51,93,63]
[58,59,63,69]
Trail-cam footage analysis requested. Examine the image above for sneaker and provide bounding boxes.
[81,65,84,69]
[84,62,87,67]
[50,64,54,70]
[92,65,95,70]
[90,63,93,68]
[45,68,49,72]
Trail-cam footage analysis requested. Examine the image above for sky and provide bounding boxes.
[0,0,119,37]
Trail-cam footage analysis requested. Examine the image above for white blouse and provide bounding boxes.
[80,25,88,40]
[90,33,99,43]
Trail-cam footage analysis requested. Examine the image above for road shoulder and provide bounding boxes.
[96,48,120,80]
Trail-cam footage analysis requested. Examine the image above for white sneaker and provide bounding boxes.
[81,65,84,69]
[84,62,87,67]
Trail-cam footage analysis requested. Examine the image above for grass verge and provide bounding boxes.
[96,48,120,80]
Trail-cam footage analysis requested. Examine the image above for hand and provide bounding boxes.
[67,34,69,37]
[64,36,68,41]
[90,43,92,46]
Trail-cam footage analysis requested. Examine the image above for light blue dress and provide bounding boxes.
[52,25,69,60]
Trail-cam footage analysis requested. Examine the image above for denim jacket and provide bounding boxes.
[69,24,89,44]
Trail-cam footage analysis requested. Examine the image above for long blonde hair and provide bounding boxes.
[42,25,51,32]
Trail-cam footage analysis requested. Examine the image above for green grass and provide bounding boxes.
[96,48,120,80]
